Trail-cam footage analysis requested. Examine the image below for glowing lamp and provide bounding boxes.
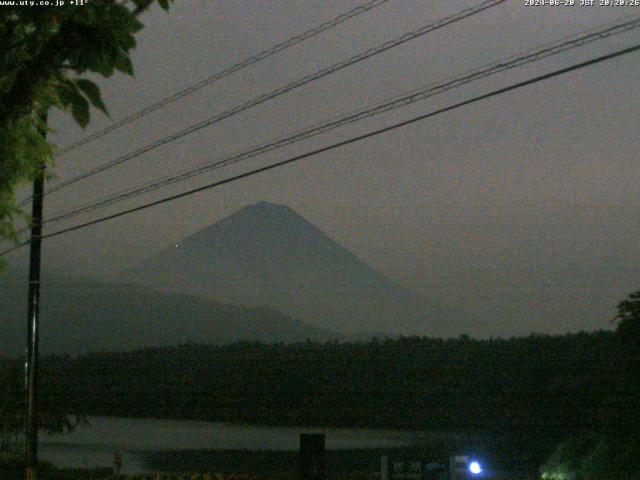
[469,461,482,475]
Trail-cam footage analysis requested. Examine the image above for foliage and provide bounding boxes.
[0,364,23,451]
[609,290,640,431]
[541,289,640,479]
[540,433,598,480]
[1,453,112,480]
[5,330,615,471]
[540,433,640,480]
[0,362,83,453]
[0,0,175,253]
[615,290,640,351]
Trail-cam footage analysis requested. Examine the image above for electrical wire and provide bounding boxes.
[53,0,392,158]
[39,15,640,226]
[19,0,506,206]
[3,42,639,256]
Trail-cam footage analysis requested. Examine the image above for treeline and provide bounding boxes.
[31,331,618,436]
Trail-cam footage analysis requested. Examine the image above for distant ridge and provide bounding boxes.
[126,201,463,336]
[0,270,341,356]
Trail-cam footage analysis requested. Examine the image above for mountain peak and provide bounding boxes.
[127,202,460,336]
[239,201,298,219]
[248,201,288,210]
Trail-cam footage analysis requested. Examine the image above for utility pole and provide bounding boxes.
[25,115,46,480]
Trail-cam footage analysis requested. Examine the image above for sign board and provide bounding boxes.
[381,457,446,480]
[300,433,325,480]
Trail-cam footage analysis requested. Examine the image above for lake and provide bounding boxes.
[39,416,436,474]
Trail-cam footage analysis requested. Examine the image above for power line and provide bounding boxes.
[20,0,506,206]
[3,42,639,256]
[39,15,640,226]
[53,0,392,158]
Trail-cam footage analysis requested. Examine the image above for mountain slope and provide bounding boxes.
[126,201,462,335]
[0,271,340,356]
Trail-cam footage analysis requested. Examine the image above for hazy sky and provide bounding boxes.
[6,0,640,337]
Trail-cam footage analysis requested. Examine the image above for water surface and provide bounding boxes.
[40,416,423,474]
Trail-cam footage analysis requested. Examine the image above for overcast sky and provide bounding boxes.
[6,0,640,337]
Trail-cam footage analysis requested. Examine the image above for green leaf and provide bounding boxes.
[132,0,154,9]
[55,81,93,127]
[114,53,134,76]
[120,33,136,51]
[75,79,108,116]
[55,85,76,109]
[158,0,170,10]
[90,53,115,78]
[70,94,90,128]
[128,17,144,34]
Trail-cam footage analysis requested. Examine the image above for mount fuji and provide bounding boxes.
[125,201,464,336]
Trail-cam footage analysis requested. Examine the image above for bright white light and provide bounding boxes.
[469,461,482,475]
